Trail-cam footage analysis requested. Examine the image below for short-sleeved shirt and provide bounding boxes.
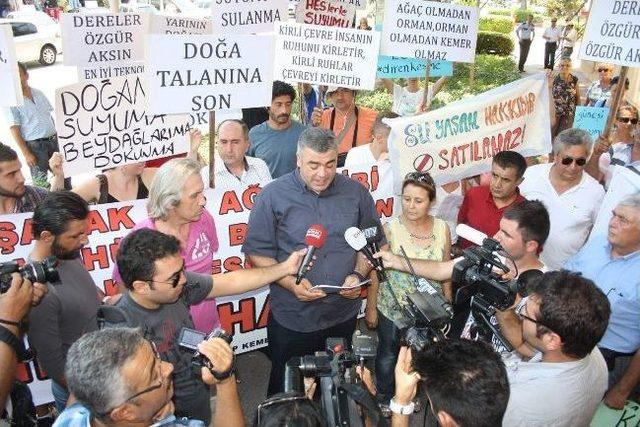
[242,169,384,332]
[248,120,306,179]
[502,348,608,427]
[599,142,640,187]
[392,84,432,117]
[3,87,56,141]
[585,81,613,107]
[543,26,562,43]
[319,106,377,154]
[344,143,376,167]
[565,235,640,354]
[12,185,48,213]
[519,163,604,270]
[457,185,525,249]
[53,403,206,427]
[112,272,213,422]
[516,22,535,40]
[214,155,272,189]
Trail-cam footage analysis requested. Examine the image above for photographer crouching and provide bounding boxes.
[53,327,242,427]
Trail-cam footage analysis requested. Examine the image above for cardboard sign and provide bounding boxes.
[145,34,274,114]
[149,14,213,35]
[211,0,288,34]
[55,74,190,175]
[0,26,23,107]
[579,0,640,67]
[273,22,380,90]
[61,13,148,67]
[386,73,552,186]
[377,56,453,78]
[573,106,609,139]
[295,0,356,28]
[381,0,479,62]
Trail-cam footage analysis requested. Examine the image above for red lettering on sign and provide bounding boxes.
[223,256,245,271]
[219,191,243,215]
[103,279,120,296]
[109,237,122,262]
[21,219,34,246]
[107,206,136,231]
[376,197,394,218]
[218,297,260,334]
[242,185,261,209]
[0,222,19,254]
[370,165,379,192]
[82,245,109,271]
[228,223,247,247]
[351,172,370,190]
[86,211,109,234]
[212,259,222,274]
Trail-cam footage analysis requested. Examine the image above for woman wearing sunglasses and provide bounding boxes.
[550,58,580,139]
[587,105,639,186]
[584,63,615,107]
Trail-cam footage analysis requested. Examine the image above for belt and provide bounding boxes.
[29,135,56,142]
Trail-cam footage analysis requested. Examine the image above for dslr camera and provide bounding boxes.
[0,257,59,294]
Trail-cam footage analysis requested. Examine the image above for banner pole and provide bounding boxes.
[422,59,431,112]
[601,66,628,141]
[208,111,216,189]
[298,83,306,125]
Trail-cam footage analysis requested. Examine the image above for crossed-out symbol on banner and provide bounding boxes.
[413,153,434,172]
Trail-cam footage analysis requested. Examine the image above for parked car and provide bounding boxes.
[0,17,62,65]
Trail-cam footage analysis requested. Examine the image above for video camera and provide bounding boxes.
[0,257,59,294]
[178,327,236,380]
[284,333,383,427]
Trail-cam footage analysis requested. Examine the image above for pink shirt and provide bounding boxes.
[114,209,220,332]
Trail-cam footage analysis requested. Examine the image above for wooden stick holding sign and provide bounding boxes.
[208,111,216,189]
[420,60,431,113]
[601,66,629,141]
[298,83,306,125]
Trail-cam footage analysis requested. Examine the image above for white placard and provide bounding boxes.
[55,74,190,176]
[0,26,23,107]
[295,0,356,28]
[579,0,640,67]
[273,22,380,90]
[211,0,288,34]
[61,13,148,68]
[381,0,479,63]
[149,14,213,35]
[330,0,365,10]
[146,34,274,114]
[78,62,145,81]
[386,74,552,186]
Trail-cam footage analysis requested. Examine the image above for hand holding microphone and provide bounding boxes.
[344,227,387,282]
[296,224,327,285]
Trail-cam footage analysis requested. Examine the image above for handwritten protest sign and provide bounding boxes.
[0,25,22,107]
[55,74,190,175]
[377,57,453,78]
[381,0,479,62]
[573,106,609,139]
[591,166,640,238]
[61,13,148,68]
[273,22,380,90]
[590,401,640,427]
[579,0,640,67]
[295,0,356,28]
[386,73,552,186]
[211,0,288,34]
[146,34,274,114]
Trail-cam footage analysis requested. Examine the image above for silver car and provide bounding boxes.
[0,16,62,66]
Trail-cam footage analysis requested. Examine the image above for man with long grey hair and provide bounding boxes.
[519,128,605,269]
[565,193,640,410]
[53,327,244,427]
[243,127,384,396]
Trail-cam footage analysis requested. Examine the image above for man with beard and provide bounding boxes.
[27,191,99,412]
[0,143,47,214]
[248,81,306,178]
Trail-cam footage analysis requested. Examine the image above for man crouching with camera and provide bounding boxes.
[53,327,242,427]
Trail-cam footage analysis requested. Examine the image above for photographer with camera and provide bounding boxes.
[0,273,47,412]
[27,191,100,412]
[391,340,509,427]
[496,271,610,426]
[54,327,244,427]
[110,228,307,425]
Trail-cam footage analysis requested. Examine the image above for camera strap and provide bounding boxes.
[341,383,390,427]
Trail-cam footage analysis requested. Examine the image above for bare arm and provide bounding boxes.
[431,76,448,98]
[9,126,36,167]
[604,350,640,409]
[441,224,453,302]
[49,153,101,199]
[585,135,610,182]
[374,250,456,282]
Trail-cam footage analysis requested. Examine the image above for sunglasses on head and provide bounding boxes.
[405,172,435,185]
[561,156,586,166]
[617,117,639,124]
[598,68,612,72]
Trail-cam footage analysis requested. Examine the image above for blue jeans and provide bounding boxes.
[375,311,401,404]
[51,379,69,413]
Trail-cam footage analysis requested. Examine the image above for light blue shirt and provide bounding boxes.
[565,235,640,353]
[3,87,56,141]
[53,403,205,427]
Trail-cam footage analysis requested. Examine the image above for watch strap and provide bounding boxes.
[350,271,366,282]
[389,398,415,415]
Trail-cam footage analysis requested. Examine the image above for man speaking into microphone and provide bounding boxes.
[243,128,384,396]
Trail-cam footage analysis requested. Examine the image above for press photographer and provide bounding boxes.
[54,327,243,427]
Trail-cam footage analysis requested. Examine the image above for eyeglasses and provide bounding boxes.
[405,172,435,185]
[598,68,612,72]
[617,117,638,124]
[96,341,165,418]
[256,394,309,425]
[515,299,562,340]
[561,156,586,166]
[150,264,185,288]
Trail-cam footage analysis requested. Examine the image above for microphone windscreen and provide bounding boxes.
[304,224,327,248]
[455,224,488,247]
[361,221,383,243]
[344,227,367,250]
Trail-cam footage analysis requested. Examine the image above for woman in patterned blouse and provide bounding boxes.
[551,58,580,139]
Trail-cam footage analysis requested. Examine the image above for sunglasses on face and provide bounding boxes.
[617,117,639,124]
[598,68,612,72]
[561,156,586,166]
[151,264,185,288]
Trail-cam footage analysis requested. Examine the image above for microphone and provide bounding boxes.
[455,224,510,271]
[296,224,327,285]
[345,227,387,281]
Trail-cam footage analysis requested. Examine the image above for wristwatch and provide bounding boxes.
[389,397,415,415]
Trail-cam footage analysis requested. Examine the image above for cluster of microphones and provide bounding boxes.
[294,223,387,285]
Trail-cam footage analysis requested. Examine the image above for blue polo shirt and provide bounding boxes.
[565,235,640,353]
[242,168,384,332]
[3,87,56,141]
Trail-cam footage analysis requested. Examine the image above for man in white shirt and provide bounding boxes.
[516,14,535,72]
[343,111,399,167]
[496,270,610,427]
[519,129,604,269]
[543,18,562,70]
[215,120,272,189]
[561,23,577,59]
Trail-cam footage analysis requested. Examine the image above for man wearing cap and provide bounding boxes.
[310,87,377,166]
[543,18,562,70]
